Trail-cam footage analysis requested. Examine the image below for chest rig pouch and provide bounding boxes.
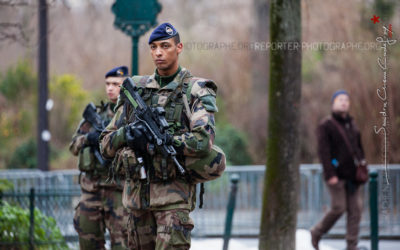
[78,147,96,172]
[115,75,187,184]
[77,120,98,173]
[78,102,113,176]
[147,80,191,183]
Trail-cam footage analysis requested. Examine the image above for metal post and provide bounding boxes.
[38,0,49,171]
[131,36,139,75]
[369,171,379,250]
[223,174,240,250]
[29,188,35,250]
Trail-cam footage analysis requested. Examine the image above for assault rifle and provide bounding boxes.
[120,78,186,177]
[82,102,108,166]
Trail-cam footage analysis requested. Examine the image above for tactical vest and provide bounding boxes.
[78,102,114,177]
[116,75,191,182]
[116,74,226,185]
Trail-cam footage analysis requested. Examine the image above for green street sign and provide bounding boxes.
[111,0,162,74]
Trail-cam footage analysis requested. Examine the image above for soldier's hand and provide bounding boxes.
[86,131,101,146]
[125,123,149,153]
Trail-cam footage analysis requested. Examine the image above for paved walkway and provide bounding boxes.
[191,229,400,250]
[92,229,398,250]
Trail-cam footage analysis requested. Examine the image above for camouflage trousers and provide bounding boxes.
[73,187,129,250]
[127,208,194,250]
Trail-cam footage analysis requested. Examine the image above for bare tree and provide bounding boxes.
[0,22,28,43]
[0,0,31,44]
[0,0,29,7]
[259,0,302,249]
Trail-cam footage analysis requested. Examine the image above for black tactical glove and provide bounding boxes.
[86,131,101,146]
[125,122,150,153]
[164,132,174,145]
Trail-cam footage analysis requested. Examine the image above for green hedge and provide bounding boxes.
[0,201,68,249]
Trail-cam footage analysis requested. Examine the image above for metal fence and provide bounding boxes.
[1,164,399,240]
[192,164,400,237]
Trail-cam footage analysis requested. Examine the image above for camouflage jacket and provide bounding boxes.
[99,67,221,211]
[69,102,122,191]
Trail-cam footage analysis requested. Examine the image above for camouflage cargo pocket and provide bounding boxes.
[185,145,226,184]
[157,210,193,248]
[122,179,149,210]
[170,211,193,247]
[152,154,176,182]
[78,147,96,172]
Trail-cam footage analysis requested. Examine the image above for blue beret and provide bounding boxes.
[105,66,129,78]
[331,89,349,103]
[148,22,178,44]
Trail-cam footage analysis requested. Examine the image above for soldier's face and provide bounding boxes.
[332,94,350,113]
[149,38,182,75]
[105,77,124,103]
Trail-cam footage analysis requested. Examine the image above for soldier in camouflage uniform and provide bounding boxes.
[70,66,130,250]
[99,23,226,249]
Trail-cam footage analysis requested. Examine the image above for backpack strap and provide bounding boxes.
[199,183,205,209]
[181,77,202,120]
[181,78,192,120]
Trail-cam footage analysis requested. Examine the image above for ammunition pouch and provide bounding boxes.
[78,147,96,172]
[78,147,97,173]
[122,179,149,210]
[112,148,140,181]
[78,146,109,177]
[150,154,177,182]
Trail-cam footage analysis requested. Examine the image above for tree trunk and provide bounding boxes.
[259,0,302,249]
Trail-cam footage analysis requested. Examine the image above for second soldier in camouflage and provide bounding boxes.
[70,66,130,250]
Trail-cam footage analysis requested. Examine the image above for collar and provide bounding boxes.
[146,67,192,91]
[109,102,116,111]
[155,66,182,88]
[332,111,351,124]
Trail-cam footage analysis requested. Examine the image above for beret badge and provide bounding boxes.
[166,26,174,35]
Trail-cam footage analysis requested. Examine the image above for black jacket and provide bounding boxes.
[317,112,365,181]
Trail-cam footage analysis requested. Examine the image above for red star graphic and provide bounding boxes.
[371,15,380,24]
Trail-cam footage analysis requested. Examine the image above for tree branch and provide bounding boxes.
[0,0,30,7]
[0,22,29,45]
